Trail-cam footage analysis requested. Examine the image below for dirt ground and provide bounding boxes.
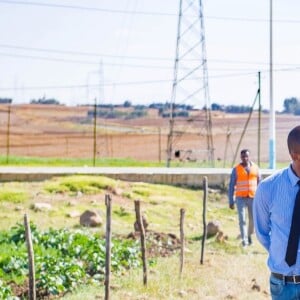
[0,104,297,165]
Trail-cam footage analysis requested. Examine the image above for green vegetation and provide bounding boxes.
[0,154,287,168]
[0,155,164,167]
[0,224,141,298]
[0,189,29,203]
[44,175,119,195]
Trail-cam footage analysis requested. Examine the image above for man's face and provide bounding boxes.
[241,152,250,164]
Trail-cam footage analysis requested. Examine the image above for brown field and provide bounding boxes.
[0,104,297,165]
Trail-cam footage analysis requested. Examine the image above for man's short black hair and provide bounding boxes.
[287,126,300,154]
[240,149,250,155]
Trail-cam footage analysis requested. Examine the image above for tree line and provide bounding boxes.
[2,96,300,115]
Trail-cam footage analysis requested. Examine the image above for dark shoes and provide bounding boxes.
[242,236,253,247]
[248,236,252,245]
[242,241,248,247]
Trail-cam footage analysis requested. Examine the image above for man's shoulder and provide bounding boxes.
[250,161,259,168]
[261,168,288,185]
[233,163,242,169]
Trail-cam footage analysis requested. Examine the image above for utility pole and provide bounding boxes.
[200,0,214,166]
[258,71,261,167]
[269,0,276,169]
[166,0,214,167]
[90,60,105,166]
[166,0,182,168]
[93,98,97,167]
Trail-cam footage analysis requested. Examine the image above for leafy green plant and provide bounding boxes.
[36,255,85,296]
[1,255,28,277]
[0,280,16,299]
[0,223,141,298]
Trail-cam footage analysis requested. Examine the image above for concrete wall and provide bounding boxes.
[0,167,276,188]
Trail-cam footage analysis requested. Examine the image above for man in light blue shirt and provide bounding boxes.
[254,125,300,299]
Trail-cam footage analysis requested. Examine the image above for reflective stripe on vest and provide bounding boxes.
[235,163,259,198]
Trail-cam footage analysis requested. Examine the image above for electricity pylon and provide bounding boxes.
[166,0,214,167]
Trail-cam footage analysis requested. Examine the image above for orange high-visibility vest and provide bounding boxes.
[235,163,259,198]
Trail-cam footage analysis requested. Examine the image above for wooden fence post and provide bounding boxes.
[200,176,208,264]
[105,194,112,300]
[6,103,11,164]
[134,200,147,286]
[179,208,185,277]
[24,214,36,300]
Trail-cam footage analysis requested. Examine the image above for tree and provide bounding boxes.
[283,97,299,114]
[30,96,60,105]
[211,103,224,111]
[0,98,12,104]
[123,100,132,107]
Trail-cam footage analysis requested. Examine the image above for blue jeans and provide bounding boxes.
[270,274,300,299]
[235,197,254,245]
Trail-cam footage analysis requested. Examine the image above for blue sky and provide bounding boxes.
[0,0,299,111]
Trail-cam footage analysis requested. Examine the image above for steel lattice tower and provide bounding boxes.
[166,0,214,167]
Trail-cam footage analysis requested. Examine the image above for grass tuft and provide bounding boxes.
[44,175,118,195]
[0,189,29,203]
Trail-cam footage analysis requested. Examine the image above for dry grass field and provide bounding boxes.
[0,103,297,165]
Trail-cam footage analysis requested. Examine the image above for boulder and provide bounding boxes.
[80,210,102,227]
[207,220,221,237]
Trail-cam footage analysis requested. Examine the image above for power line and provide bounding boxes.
[0,66,299,92]
[2,44,300,68]
[0,43,172,60]
[0,79,173,91]
[1,0,300,23]
[207,15,300,24]
[3,49,293,72]
[0,52,173,69]
[0,0,176,16]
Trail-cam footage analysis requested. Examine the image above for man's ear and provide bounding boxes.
[291,152,299,161]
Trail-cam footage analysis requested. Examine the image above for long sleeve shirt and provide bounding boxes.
[253,165,300,275]
[228,168,237,205]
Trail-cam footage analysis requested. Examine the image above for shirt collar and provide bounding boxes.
[288,164,300,187]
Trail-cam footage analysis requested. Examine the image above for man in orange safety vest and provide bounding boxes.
[228,149,261,247]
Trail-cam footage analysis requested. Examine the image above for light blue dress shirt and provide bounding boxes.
[253,165,300,275]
